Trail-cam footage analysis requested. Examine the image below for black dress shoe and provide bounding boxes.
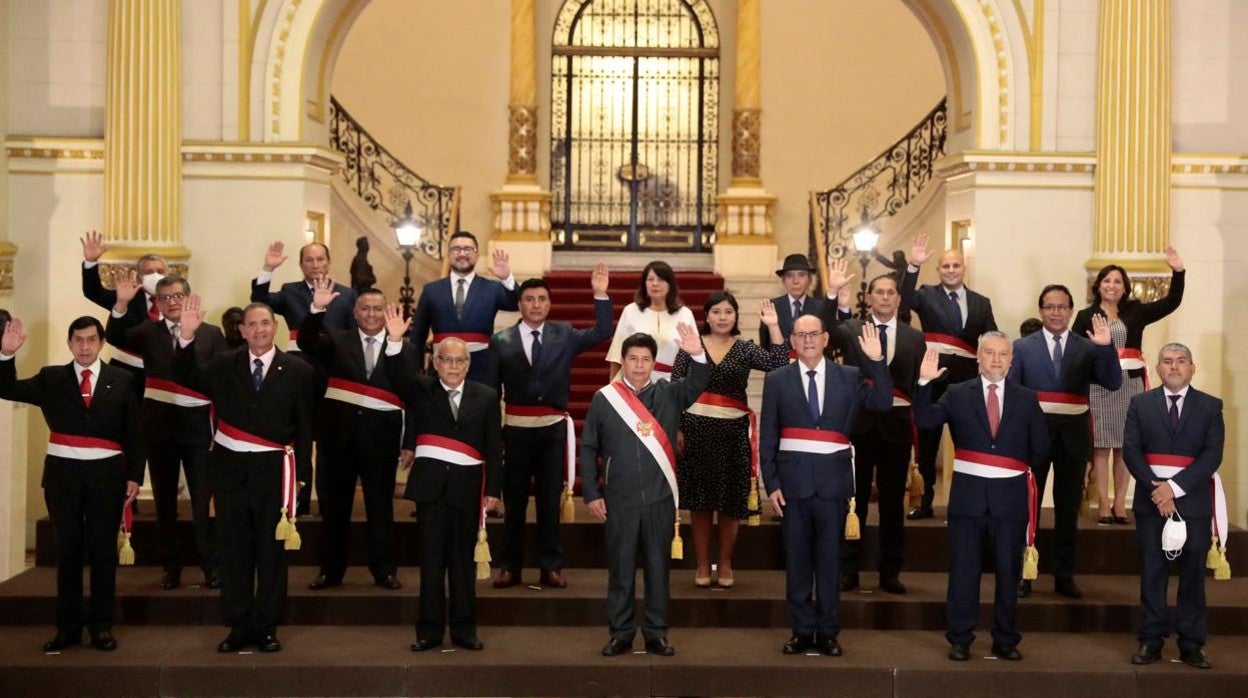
[307,573,342,591]
[1131,642,1163,665]
[410,638,442,652]
[256,633,282,653]
[991,642,1023,660]
[817,638,843,656]
[452,636,485,651]
[601,637,633,656]
[948,643,970,661]
[645,637,675,656]
[217,630,251,653]
[782,634,815,654]
[906,506,934,520]
[839,573,860,592]
[1017,580,1032,598]
[202,567,221,589]
[1180,647,1212,669]
[1055,578,1084,599]
[42,630,82,652]
[160,568,182,590]
[879,576,907,595]
[89,630,118,651]
[374,573,402,590]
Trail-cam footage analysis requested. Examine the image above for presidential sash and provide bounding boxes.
[1146,453,1231,578]
[953,448,1039,579]
[213,421,302,549]
[47,433,123,460]
[504,404,578,521]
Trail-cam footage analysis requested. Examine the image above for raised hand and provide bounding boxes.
[676,322,704,356]
[836,282,853,309]
[824,256,856,293]
[112,268,141,310]
[1087,313,1112,346]
[858,321,883,361]
[310,275,341,311]
[384,303,411,341]
[81,230,107,263]
[263,241,288,272]
[178,294,205,340]
[1,316,27,355]
[1163,245,1184,272]
[488,248,511,279]
[759,298,779,328]
[910,232,932,266]
[919,347,947,382]
[590,261,610,295]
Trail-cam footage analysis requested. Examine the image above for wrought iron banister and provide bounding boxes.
[809,98,947,293]
[329,96,459,261]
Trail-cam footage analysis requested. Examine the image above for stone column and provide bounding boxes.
[1089,0,1171,299]
[490,0,553,277]
[714,0,777,280]
[102,0,190,274]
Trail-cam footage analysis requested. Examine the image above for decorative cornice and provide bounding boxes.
[4,137,106,160]
[936,151,1097,178]
[181,142,343,171]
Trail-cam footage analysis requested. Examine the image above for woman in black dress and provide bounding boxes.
[672,291,789,588]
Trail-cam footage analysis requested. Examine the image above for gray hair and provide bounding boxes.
[1158,342,1193,363]
[978,330,1009,349]
[436,337,470,357]
[136,253,167,270]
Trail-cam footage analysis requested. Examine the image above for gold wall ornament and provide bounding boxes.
[1083,272,1171,306]
[0,242,16,294]
[732,109,761,181]
[508,105,538,179]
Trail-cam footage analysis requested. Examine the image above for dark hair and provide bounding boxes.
[449,231,479,249]
[867,274,899,293]
[1019,317,1043,337]
[221,307,245,347]
[356,287,386,302]
[1037,284,1074,309]
[0,309,10,338]
[67,315,104,341]
[242,302,276,322]
[156,274,190,295]
[620,332,658,360]
[299,242,330,263]
[699,291,741,336]
[634,261,683,313]
[1090,264,1135,308]
[518,278,551,296]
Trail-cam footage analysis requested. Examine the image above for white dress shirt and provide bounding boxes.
[945,286,969,327]
[1163,385,1191,498]
[981,376,1005,408]
[871,314,898,366]
[248,346,277,380]
[798,358,827,412]
[520,321,545,365]
[74,358,103,394]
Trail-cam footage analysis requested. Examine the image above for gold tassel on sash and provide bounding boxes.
[907,464,924,509]
[284,517,302,551]
[1022,545,1039,580]
[843,498,861,541]
[474,527,492,580]
[560,484,575,523]
[747,477,761,527]
[116,527,127,553]
[670,519,684,560]
[1209,536,1231,580]
[275,507,293,541]
[118,531,135,566]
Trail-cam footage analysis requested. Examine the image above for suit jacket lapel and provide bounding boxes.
[344,332,367,380]
[430,379,457,424]
[972,379,992,438]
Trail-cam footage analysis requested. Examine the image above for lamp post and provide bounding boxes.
[393,201,423,319]
[850,208,880,320]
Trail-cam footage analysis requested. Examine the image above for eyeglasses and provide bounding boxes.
[1040,304,1071,312]
[792,331,824,341]
[157,293,186,303]
[448,246,478,255]
[435,355,469,366]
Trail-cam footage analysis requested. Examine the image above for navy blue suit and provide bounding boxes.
[760,357,892,640]
[484,296,614,576]
[250,278,357,341]
[1123,386,1224,651]
[914,377,1048,648]
[762,294,825,347]
[409,275,519,383]
[1008,330,1121,581]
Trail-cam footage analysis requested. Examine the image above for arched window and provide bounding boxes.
[551,0,719,252]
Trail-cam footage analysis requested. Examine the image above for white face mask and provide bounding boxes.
[141,272,165,297]
[1161,513,1187,560]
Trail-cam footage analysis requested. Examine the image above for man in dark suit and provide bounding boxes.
[174,297,317,653]
[764,254,825,347]
[79,230,168,390]
[409,231,519,383]
[913,332,1049,662]
[1123,343,1224,670]
[382,311,503,652]
[821,274,926,594]
[899,232,998,519]
[251,240,357,343]
[1008,285,1121,599]
[484,262,614,589]
[299,281,415,591]
[1,315,145,652]
[760,315,892,657]
[580,328,710,658]
[106,272,228,590]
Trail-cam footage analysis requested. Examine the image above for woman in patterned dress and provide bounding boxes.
[672,291,790,588]
[1072,246,1185,524]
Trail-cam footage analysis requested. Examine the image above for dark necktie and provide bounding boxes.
[987,383,1000,438]
[80,368,93,408]
[170,323,180,351]
[877,323,889,365]
[948,291,963,331]
[1168,394,1180,428]
[793,300,802,318]
[252,357,264,391]
[1051,333,1064,376]
[530,329,542,367]
[807,369,820,421]
[455,278,467,321]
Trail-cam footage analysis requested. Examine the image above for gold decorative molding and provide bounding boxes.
[731,108,761,181]
[507,105,538,180]
[490,189,552,240]
[936,151,1096,179]
[268,0,306,139]
[181,142,343,171]
[714,191,775,238]
[0,241,16,293]
[1083,269,1171,304]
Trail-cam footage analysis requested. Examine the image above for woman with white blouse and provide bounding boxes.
[606,261,695,382]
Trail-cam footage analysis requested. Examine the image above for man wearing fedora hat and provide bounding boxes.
[762,254,850,350]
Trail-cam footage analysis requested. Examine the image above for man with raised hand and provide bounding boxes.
[80,229,168,388]
[250,240,358,346]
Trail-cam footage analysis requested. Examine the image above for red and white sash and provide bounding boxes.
[110,347,145,369]
[687,392,758,480]
[504,404,576,490]
[144,377,211,408]
[777,427,851,455]
[924,333,976,360]
[1035,391,1089,416]
[413,434,491,529]
[652,361,674,380]
[214,421,299,518]
[47,433,123,460]
[1146,453,1229,548]
[324,377,402,412]
[1117,348,1146,372]
[433,332,490,353]
[286,329,301,352]
[600,381,680,509]
[953,449,1038,548]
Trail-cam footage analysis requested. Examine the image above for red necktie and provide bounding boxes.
[986,383,1000,438]
[80,368,93,408]
[146,296,159,322]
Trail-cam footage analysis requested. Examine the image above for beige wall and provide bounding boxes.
[1172,0,1248,153]
[6,0,108,137]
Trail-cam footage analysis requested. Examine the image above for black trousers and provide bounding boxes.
[315,444,397,581]
[782,494,845,639]
[216,483,288,636]
[44,459,126,635]
[1030,415,1090,581]
[1136,514,1210,650]
[841,432,911,578]
[147,435,215,573]
[500,425,565,576]
[604,498,674,643]
[946,513,1027,648]
[415,497,479,643]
